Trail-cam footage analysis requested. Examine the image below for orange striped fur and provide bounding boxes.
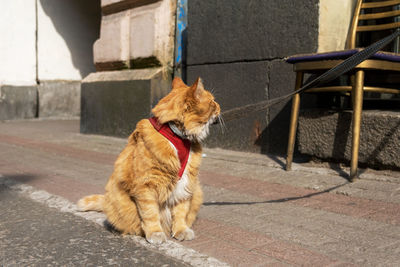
[77,77,220,244]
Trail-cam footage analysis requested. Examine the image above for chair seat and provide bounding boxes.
[286,49,400,64]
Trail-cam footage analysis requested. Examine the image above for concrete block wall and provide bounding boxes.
[80,0,176,137]
[81,69,170,136]
[298,110,400,169]
[186,0,320,154]
[185,0,399,170]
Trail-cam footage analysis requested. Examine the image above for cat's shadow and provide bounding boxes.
[203,183,348,206]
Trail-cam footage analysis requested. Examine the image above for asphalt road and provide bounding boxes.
[0,185,189,266]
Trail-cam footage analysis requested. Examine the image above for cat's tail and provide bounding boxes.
[77,194,104,212]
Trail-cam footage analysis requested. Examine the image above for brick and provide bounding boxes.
[0,158,104,203]
[0,134,115,165]
[252,241,339,266]
[200,170,400,225]
[186,239,281,267]
[192,219,275,249]
[191,218,342,266]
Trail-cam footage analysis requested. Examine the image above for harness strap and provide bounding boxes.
[148,117,191,178]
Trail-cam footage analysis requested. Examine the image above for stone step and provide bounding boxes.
[298,109,400,169]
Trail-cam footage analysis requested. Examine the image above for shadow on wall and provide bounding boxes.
[259,91,319,157]
[39,0,101,78]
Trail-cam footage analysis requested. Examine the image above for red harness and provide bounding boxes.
[148,117,191,178]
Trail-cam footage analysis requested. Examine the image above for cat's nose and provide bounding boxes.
[212,116,219,125]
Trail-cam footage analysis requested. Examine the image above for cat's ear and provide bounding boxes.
[172,77,187,89]
[189,77,205,100]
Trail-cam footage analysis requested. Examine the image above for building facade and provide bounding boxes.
[0,0,100,119]
[6,1,398,169]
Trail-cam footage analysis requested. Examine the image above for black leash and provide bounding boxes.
[218,29,400,123]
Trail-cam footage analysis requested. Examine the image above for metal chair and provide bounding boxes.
[286,0,400,181]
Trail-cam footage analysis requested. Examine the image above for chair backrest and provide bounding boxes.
[347,0,400,49]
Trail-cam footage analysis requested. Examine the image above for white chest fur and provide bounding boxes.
[167,151,192,206]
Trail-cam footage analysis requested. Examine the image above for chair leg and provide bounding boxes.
[350,70,364,181]
[286,72,303,171]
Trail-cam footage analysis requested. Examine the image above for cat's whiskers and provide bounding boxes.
[210,88,221,98]
[218,115,227,134]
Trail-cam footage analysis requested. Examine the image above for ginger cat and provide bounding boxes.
[77,77,220,244]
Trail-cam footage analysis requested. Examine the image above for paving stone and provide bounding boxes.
[1,119,400,266]
[186,238,282,267]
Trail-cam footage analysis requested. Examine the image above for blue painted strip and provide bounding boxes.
[174,0,187,77]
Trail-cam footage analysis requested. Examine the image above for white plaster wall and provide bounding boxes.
[128,0,175,66]
[318,0,357,52]
[154,0,176,67]
[94,11,131,63]
[37,0,100,81]
[94,0,175,67]
[102,0,121,6]
[0,0,36,86]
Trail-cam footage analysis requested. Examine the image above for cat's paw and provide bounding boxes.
[173,228,195,241]
[146,232,167,244]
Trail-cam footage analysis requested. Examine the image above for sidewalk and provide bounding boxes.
[1,119,399,266]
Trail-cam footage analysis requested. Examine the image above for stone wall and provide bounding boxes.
[186,0,320,154]
[80,0,176,137]
[93,0,176,71]
[298,110,400,169]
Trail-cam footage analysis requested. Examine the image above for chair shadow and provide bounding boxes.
[330,112,352,178]
[203,182,348,206]
[266,154,286,169]
[358,119,400,175]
